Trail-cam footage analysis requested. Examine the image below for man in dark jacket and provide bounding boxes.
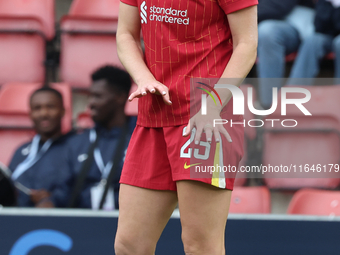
[8,87,72,207]
[53,66,136,210]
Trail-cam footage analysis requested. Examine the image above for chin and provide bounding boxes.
[92,116,103,124]
[40,129,55,135]
[38,126,59,136]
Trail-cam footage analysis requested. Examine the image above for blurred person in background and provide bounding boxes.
[8,87,73,208]
[0,163,16,206]
[53,65,136,209]
[257,0,315,108]
[289,0,340,79]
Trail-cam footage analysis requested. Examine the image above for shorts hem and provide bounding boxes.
[120,177,177,191]
[172,175,234,191]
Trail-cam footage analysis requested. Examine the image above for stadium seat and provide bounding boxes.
[0,82,73,132]
[0,0,55,84]
[287,188,340,216]
[76,111,94,129]
[0,83,38,127]
[262,86,340,189]
[229,186,271,214]
[68,0,120,18]
[60,0,121,89]
[0,0,55,39]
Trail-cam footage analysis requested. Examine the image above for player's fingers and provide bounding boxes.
[128,90,142,101]
[219,126,232,143]
[194,126,203,145]
[140,87,147,96]
[162,91,172,105]
[146,85,156,94]
[213,128,221,143]
[204,126,213,143]
[153,84,172,105]
[153,83,168,95]
[183,122,191,137]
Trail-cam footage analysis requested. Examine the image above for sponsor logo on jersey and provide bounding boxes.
[140,2,190,25]
[184,162,201,169]
[140,1,147,24]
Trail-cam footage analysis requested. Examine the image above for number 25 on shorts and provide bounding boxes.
[180,127,211,160]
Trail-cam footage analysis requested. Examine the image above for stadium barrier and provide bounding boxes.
[0,208,340,255]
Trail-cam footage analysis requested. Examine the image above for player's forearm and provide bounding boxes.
[222,41,257,81]
[208,41,257,111]
[117,33,156,85]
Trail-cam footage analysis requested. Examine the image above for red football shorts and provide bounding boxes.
[120,123,244,191]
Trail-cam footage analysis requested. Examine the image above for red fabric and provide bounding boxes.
[121,0,137,6]
[120,123,244,191]
[120,0,257,127]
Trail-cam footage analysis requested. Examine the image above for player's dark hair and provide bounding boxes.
[30,87,64,106]
[91,65,132,94]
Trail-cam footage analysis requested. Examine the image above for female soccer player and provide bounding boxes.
[115,0,258,254]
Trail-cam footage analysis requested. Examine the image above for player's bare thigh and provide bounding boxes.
[115,184,178,255]
[177,180,232,255]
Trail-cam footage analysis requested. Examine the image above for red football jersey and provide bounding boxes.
[121,0,258,127]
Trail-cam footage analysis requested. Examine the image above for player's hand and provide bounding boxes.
[183,109,232,144]
[128,79,172,105]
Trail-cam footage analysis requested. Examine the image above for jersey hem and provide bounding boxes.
[120,0,138,7]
